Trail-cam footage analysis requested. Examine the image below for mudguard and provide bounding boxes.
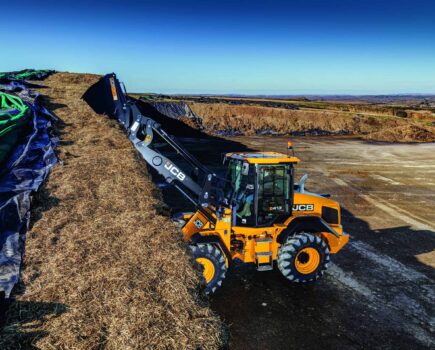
[189,233,232,265]
[277,216,340,244]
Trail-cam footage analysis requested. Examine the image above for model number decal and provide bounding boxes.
[164,162,186,181]
[293,204,314,211]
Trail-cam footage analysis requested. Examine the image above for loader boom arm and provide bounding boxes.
[129,115,208,205]
[83,73,231,215]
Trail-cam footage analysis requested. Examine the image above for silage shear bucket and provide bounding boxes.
[82,73,138,129]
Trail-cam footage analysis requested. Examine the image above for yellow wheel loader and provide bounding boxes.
[84,73,349,294]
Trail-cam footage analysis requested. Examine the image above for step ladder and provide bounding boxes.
[254,237,273,271]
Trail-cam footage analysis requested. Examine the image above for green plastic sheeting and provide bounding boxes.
[0,92,31,166]
[13,70,50,80]
[0,69,52,81]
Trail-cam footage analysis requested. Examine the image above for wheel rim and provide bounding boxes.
[295,247,320,274]
[196,258,215,284]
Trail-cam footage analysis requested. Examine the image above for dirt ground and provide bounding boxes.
[160,135,435,350]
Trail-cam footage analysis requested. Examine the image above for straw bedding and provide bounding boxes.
[0,73,224,349]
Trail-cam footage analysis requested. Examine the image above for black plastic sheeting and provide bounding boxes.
[148,101,200,121]
[0,87,57,299]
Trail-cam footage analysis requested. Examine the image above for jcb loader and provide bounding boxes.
[83,74,349,293]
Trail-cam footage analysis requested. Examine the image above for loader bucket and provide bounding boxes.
[82,73,128,122]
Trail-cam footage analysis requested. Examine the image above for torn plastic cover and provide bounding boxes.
[0,98,57,298]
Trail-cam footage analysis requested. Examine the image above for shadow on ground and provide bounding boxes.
[0,296,67,349]
[342,207,435,279]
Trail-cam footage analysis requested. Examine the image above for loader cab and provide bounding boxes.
[224,152,300,227]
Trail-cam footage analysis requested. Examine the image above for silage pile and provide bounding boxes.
[0,73,224,349]
[189,102,435,142]
[364,124,435,143]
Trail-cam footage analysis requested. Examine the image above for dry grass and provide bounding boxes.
[0,73,224,349]
[190,103,435,142]
[407,110,435,121]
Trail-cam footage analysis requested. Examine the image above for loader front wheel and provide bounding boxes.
[190,243,227,294]
[277,232,330,283]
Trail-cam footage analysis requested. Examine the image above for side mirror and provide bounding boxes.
[298,174,308,193]
[242,162,249,176]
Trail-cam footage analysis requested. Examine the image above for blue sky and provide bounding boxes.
[2,0,435,94]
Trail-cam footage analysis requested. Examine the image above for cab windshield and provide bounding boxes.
[225,158,293,226]
[224,159,245,198]
[225,159,256,225]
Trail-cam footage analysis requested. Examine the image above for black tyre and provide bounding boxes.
[190,243,227,294]
[277,232,330,283]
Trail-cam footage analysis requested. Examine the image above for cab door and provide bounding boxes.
[256,164,292,226]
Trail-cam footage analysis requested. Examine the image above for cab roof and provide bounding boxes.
[225,152,300,164]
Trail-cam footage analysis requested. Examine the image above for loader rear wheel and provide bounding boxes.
[190,243,226,294]
[277,232,330,283]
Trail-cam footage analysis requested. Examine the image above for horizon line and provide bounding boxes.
[130,91,435,98]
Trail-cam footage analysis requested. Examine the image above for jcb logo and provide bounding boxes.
[164,162,186,181]
[293,204,314,211]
